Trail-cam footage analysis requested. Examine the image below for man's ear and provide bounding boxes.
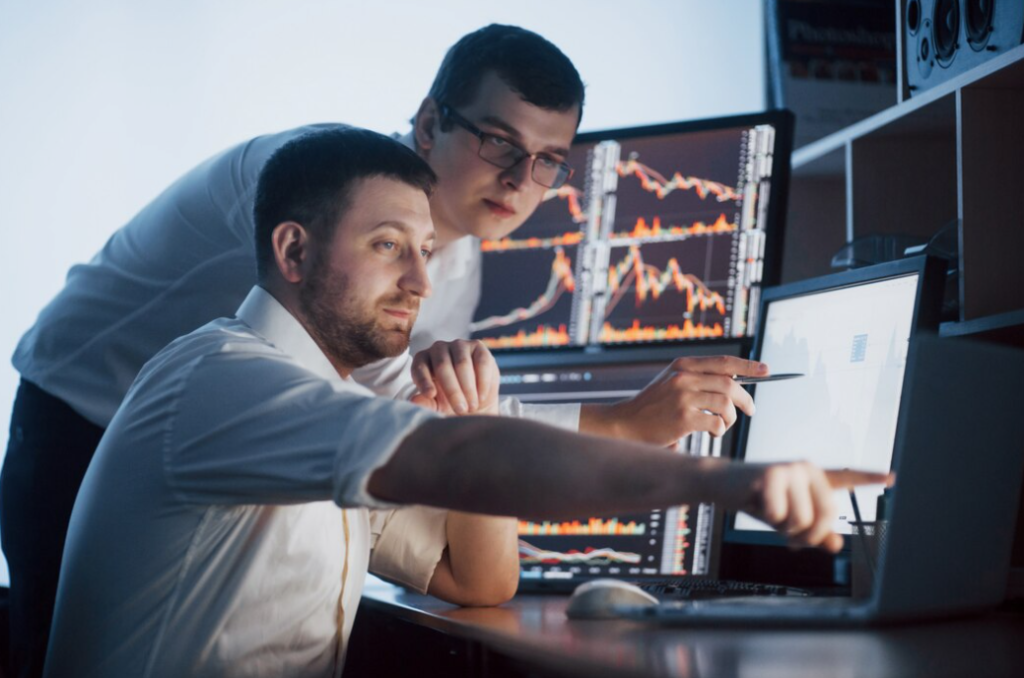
[413,97,440,156]
[271,221,310,284]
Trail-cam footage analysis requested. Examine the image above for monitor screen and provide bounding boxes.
[470,111,793,350]
[729,258,942,543]
[497,343,743,586]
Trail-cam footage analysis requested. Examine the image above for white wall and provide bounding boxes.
[0,0,764,586]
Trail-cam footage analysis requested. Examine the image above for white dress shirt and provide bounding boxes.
[45,287,449,678]
[13,124,580,429]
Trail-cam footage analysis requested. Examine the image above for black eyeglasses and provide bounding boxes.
[439,104,574,189]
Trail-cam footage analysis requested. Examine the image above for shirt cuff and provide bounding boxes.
[368,506,449,593]
[498,397,580,432]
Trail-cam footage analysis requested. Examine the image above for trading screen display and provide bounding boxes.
[733,273,920,537]
[498,350,740,584]
[471,115,786,349]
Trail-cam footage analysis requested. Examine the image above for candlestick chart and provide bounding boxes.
[517,507,697,577]
[471,121,780,347]
[502,360,734,583]
[616,157,742,202]
[470,246,577,348]
[591,130,747,344]
[519,517,648,537]
[517,510,664,572]
[599,238,732,344]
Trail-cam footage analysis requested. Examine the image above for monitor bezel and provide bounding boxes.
[495,339,750,372]
[722,255,946,548]
[484,109,795,356]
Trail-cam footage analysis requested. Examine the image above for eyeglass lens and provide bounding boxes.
[476,140,568,188]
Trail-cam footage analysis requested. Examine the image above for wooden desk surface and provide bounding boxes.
[349,584,1024,678]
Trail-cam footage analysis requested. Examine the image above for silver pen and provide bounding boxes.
[733,373,804,385]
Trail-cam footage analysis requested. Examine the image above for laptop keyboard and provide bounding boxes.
[636,577,811,600]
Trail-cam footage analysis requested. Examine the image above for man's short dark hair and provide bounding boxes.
[254,126,437,280]
[426,24,585,127]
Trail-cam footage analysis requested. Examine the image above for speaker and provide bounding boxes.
[904,0,1024,95]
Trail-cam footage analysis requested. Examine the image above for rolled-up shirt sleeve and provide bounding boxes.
[161,346,438,509]
[368,506,449,593]
[499,397,580,431]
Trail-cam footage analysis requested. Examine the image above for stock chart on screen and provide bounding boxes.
[495,344,743,586]
[471,112,792,350]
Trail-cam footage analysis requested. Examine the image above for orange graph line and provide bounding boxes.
[606,245,727,316]
[611,213,737,240]
[479,325,571,349]
[470,247,575,333]
[481,230,583,252]
[618,158,740,202]
[481,211,735,251]
[542,184,586,222]
[518,517,647,537]
[600,319,724,343]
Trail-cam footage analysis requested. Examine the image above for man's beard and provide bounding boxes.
[299,256,417,369]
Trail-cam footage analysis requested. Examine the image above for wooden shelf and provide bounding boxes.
[940,309,1024,347]
[792,44,1024,174]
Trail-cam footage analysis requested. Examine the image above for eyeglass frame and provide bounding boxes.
[438,104,574,189]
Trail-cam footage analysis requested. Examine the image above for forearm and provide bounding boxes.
[370,416,890,555]
[578,357,765,445]
[369,416,728,520]
[578,403,627,439]
[427,512,519,606]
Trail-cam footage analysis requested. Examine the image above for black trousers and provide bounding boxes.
[1,380,104,678]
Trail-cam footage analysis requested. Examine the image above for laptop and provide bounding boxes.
[623,256,1024,625]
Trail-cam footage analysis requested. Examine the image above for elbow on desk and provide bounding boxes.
[450,575,519,607]
[477,570,520,607]
[429,551,521,607]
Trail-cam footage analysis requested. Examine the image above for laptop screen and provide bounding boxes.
[497,344,743,587]
[730,259,939,541]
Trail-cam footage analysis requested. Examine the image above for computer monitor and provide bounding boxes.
[497,343,745,589]
[470,111,794,350]
[725,257,944,548]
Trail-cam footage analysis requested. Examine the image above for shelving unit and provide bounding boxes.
[783,44,1024,345]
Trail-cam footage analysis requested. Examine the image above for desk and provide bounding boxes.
[344,584,1024,678]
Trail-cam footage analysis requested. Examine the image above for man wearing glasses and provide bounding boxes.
[3,24,759,678]
[382,30,746,442]
[394,54,580,361]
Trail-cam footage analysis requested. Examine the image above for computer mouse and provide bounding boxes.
[565,579,659,620]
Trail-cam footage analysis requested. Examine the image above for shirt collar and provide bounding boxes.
[428,234,477,281]
[236,286,350,390]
